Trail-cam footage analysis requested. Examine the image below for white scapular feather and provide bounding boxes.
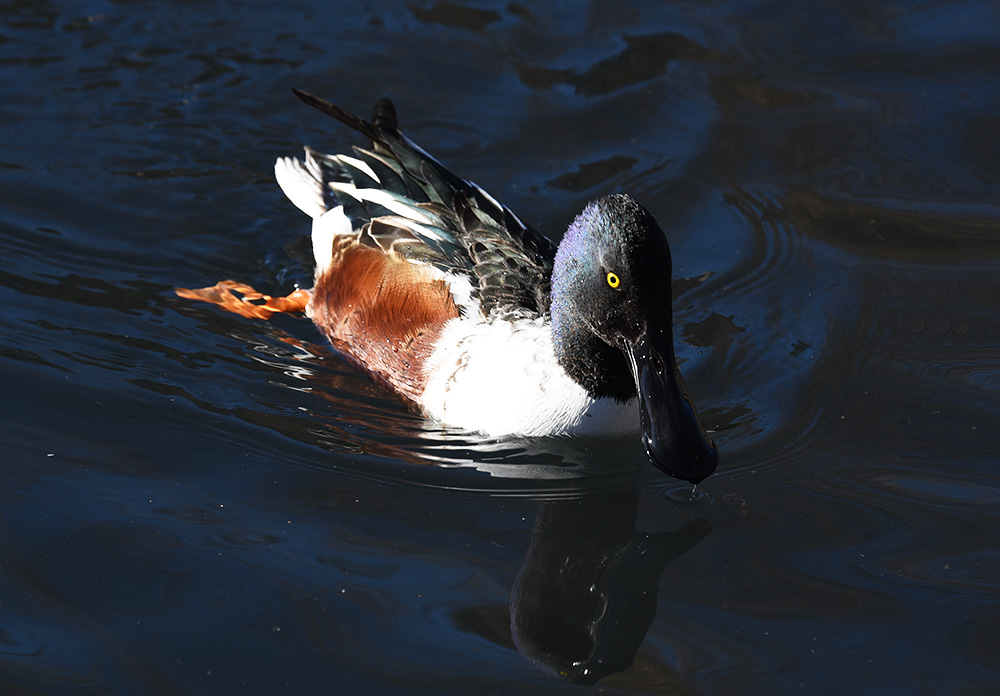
[327,182,435,225]
[274,157,327,219]
[310,206,352,277]
[336,154,380,185]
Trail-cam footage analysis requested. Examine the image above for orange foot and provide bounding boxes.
[176,280,310,320]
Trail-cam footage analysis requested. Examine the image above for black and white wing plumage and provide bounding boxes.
[277,89,557,318]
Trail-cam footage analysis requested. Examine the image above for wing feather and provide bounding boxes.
[277,90,559,317]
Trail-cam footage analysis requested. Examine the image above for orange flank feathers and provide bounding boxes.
[310,240,459,402]
[176,238,459,403]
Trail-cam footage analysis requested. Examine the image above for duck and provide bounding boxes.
[177,90,718,484]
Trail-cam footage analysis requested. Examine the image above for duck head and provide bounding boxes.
[550,194,718,484]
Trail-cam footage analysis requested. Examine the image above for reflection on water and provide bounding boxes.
[509,492,711,684]
[1,0,1000,693]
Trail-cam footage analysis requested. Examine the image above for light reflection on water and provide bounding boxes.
[1,0,999,693]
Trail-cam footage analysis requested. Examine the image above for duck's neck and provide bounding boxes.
[550,306,636,402]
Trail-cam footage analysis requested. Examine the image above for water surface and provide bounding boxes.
[1,1,998,694]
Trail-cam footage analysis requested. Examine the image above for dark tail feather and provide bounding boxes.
[292,89,398,145]
[370,98,399,137]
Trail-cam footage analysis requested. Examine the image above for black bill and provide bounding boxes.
[623,332,718,484]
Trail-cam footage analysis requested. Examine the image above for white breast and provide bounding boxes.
[420,313,638,438]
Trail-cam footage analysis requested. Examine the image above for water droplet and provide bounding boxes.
[664,483,714,508]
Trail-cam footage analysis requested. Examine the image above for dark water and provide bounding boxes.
[2,1,998,693]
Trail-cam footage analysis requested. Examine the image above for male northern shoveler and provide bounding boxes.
[178,90,718,484]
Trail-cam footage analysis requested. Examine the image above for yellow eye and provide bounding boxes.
[606,271,621,289]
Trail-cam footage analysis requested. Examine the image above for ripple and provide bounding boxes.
[673,188,854,476]
[0,620,49,658]
[663,483,715,509]
[516,32,720,96]
[0,617,105,692]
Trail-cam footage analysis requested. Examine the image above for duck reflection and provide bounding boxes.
[510,491,711,684]
[198,329,713,682]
